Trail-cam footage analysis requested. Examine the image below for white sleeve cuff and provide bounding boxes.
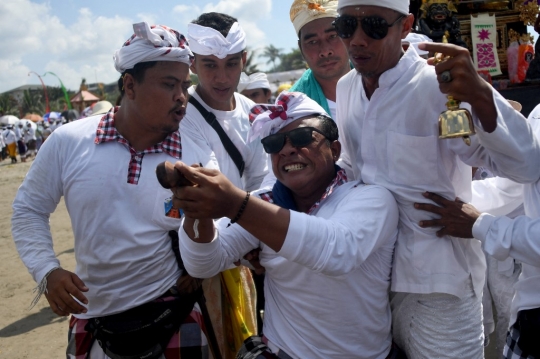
[472,212,495,243]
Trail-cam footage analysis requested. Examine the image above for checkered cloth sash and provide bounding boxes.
[504,325,536,359]
[258,168,347,214]
[95,107,182,185]
[67,300,208,358]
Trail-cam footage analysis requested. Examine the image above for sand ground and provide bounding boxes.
[0,156,499,358]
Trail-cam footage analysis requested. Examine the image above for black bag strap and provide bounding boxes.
[188,96,245,177]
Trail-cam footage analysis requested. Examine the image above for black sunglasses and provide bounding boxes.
[332,14,405,40]
[261,127,330,154]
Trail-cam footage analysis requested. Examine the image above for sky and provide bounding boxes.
[0,0,300,93]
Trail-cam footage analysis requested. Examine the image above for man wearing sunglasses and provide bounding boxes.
[289,0,351,119]
[333,0,540,358]
[174,91,403,358]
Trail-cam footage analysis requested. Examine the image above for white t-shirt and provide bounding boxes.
[24,127,36,142]
[180,182,399,359]
[336,47,540,298]
[181,87,268,191]
[11,115,208,318]
[3,129,16,145]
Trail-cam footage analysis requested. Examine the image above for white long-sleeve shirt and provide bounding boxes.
[11,115,208,318]
[180,87,268,191]
[473,103,540,326]
[23,126,36,142]
[336,47,540,298]
[2,129,16,145]
[180,182,399,359]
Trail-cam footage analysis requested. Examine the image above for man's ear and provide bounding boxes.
[241,51,247,68]
[401,14,415,39]
[190,56,198,75]
[123,73,136,99]
[331,140,341,161]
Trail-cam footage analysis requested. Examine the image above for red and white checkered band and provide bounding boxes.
[94,107,182,185]
[257,168,346,213]
[258,191,275,204]
[307,168,348,214]
[248,94,293,124]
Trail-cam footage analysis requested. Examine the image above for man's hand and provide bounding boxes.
[44,268,88,316]
[419,42,497,132]
[171,162,246,220]
[415,191,482,238]
[244,248,265,275]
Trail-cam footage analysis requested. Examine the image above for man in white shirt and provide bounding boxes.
[289,0,351,119]
[181,12,264,356]
[23,122,37,159]
[174,92,401,358]
[14,122,27,162]
[183,12,267,192]
[3,125,17,163]
[0,126,6,161]
[12,22,211,358]
[416,104,540,359]
[334,0,540,357]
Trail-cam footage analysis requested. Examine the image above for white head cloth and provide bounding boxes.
[290,0,339,36]
[237,72,271,93]
[402,32,432,55]
[248,91,329,142]
[337,0,410,15]
[187,22,246,59]
[114,22,193,73]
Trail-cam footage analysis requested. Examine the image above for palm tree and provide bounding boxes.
[21,89,45,115]
[0,93,19,116]
[244,47,261,75]
[260,45,283,72]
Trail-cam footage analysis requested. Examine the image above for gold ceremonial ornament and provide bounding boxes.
[434,33,475,146]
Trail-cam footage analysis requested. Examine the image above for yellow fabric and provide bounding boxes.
[7,143,16,158]
[220,266,256,358]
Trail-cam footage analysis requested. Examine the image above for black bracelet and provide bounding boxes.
[228,191,251,227]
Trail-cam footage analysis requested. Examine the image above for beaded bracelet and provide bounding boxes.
[228,191,251,227]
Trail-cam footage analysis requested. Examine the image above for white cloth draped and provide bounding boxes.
[187,22,246,59]
[248,91,329,143]
[237,72,271,93]
[337,0,409,15]
[114,22,193,73]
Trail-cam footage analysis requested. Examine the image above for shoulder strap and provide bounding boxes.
[188,96,245,177]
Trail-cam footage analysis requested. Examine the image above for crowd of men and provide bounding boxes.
[10,0,540,358]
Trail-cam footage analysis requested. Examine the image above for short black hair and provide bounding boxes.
[316,115,339,142]
[117,61,158,95]
[191,12,238,37]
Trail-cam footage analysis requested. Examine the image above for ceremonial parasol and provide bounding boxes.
[0,115,19,126]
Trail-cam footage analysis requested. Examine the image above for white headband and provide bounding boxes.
[114,22,194,73]
[238,72,271,93]
[187,22,246,59]
[337,0,409,15]
[248,91,329,143]
[290,0,339,36]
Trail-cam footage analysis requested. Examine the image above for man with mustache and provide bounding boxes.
[12,22,210,358]
[333,0,540,357]
[289,0,351,118]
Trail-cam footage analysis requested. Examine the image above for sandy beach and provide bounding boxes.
[0,159,73,358]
